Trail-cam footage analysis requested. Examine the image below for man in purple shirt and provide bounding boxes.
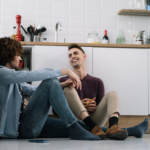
[60,44,148,140]
[60,73,104,108]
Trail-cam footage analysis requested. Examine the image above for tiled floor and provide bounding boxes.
[0,135,150,150]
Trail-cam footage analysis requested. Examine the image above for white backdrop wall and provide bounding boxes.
[0,0,149,43]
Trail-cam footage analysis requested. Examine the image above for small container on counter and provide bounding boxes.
[87,32,100,43]
[116,31,126,44]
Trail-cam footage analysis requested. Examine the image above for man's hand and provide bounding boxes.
[82,97,96,113]
[23,98,29,109]
[61,79,75,88]
[61,69,81,90]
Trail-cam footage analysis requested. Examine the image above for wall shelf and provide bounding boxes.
[118,9,150,16]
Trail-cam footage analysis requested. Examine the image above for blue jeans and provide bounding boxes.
[19,78,77,138]
[39,117,68,138]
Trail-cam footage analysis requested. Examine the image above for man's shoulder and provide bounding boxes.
[86,74,104,90]
[0,66,14,74]
[86,74,103,83]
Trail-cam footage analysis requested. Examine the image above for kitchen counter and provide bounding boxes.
[21,41,150,48]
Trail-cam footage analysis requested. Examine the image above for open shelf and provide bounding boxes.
[118,9,150,16]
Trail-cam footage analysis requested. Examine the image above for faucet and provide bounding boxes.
[55,22,62,42]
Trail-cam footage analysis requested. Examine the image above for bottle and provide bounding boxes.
[102,29,109,44]
[116,31,126,44]
[11,26,16,40]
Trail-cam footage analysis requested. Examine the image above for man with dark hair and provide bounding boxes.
[60,43,148,140]
[68,44,85,54]
[0,37,100,140]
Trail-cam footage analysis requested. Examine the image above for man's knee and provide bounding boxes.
[64,87,76,95]
[107,91,117,97]
[105,91,118,102]
[42,78,59,86]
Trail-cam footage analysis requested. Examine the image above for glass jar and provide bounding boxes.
[87,32,99,43]
[116,31,126,44]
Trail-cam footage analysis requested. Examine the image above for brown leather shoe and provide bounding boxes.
[91,126,106,139]
[106,125,128,140]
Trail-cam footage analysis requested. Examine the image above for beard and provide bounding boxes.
[72,63,80,69]
[71,60,80,67]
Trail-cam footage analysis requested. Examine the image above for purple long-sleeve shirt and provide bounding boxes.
[60,74,105,105]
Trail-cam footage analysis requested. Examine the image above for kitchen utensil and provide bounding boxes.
[27,25,35,41]
[55,22,62,42]
[34,27,46,35]
[21,25,27,34]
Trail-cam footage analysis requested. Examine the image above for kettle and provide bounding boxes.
[136,31,145,44]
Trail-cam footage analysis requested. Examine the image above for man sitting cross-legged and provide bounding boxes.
[59,44,148,140]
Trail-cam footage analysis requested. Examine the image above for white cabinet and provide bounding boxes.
[32,46,92,74]
[32,46,70,70]
[93,48,149,115]
[31,45,149,115]
[148,51,150,115]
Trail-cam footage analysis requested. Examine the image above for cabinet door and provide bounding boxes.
[148,51,150,115]
[32,46,70,70]
[93,48,148,115]
[32,46,92,73]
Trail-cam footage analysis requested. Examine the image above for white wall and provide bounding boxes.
[0,0,149,43]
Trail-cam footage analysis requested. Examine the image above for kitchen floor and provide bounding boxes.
[0,135,150,150]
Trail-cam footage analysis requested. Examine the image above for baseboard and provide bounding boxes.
[118,115,150,134]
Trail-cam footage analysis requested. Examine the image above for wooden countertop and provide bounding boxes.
[21,41,150,48]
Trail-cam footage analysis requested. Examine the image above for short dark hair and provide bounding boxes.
[0,37,23,66]
[68,43,85,54]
